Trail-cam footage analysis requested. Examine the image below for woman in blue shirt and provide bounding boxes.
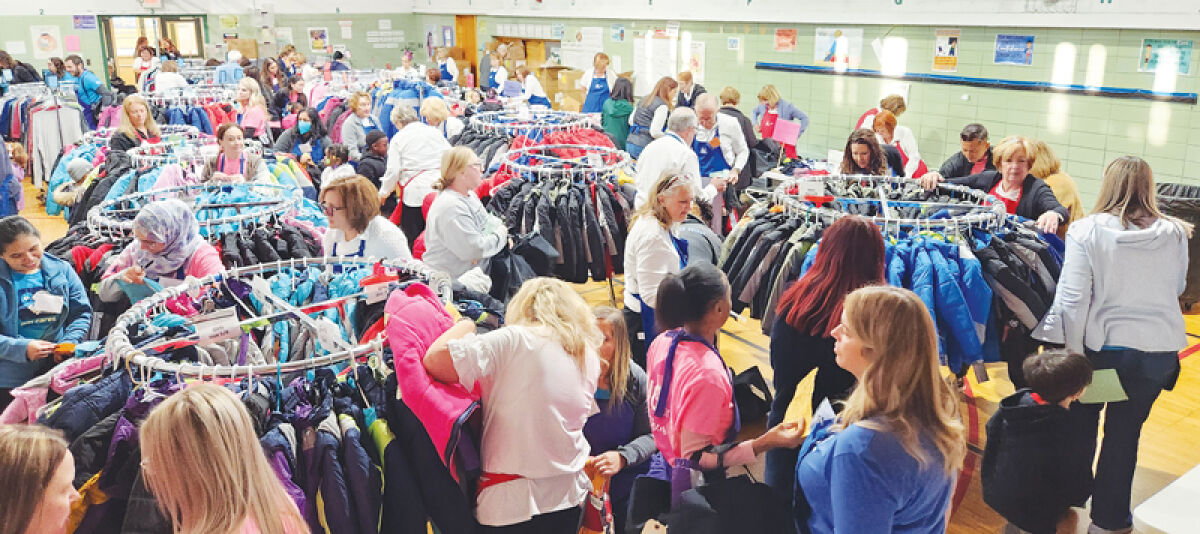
[0,216,91,412]
[795,285,964,534]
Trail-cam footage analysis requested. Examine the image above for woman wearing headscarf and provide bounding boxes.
[97,199,224,305]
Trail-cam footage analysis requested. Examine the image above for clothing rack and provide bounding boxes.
[771,174,1011,234]
[144,85,237,106]
[470,110,595,136]
[86,183,304,240]
[4,82,76,101]
[104,256,452,378]
[126,141,212,168]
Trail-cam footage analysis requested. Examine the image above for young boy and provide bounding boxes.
[982,350,1094,534]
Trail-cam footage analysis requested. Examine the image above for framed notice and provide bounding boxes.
[934,29,959,72]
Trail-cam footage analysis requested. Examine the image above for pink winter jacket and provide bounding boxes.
[0,355,108,424]
[385,283,480,470]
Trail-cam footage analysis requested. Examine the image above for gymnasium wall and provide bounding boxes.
[473,16,1200,203]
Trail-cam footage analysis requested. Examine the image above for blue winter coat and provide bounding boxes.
[0,254,92,389]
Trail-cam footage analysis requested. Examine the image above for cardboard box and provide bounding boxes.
[558,69,584,92]
[506,41,526,60]
[558,89,584,111]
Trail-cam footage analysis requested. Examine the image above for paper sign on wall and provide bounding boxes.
[774,29,797,52]
[29,26,63,60]
[379,19,392,31]
[308,27,328,53]
[994,34,1035,66]
[683,41,705,84]
[64,35,80,52]
[814,28,864,70]
[1139,38,1193,75]
[339,21,353,40]
[274,27,294,46]
[727,37,741,51]
[72,15,96,30]
[933,29,960,72]
[611,24,625,42]
[5,41,26,55]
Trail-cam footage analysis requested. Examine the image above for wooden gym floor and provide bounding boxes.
[25,181,1198,533]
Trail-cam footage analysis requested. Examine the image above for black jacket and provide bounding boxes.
[8,61,42,84]
[720,106,758,188]
[982,390,1093,533]
[357,153,387,188]
[677,84,707,109]
[272,90,308,118]
[882,144,906,177]
[107,131,148,153]
[949,171,1068,221]
[938,147,995,178]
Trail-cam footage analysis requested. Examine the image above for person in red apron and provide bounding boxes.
[632,263,804,528]
[751,85,809,159]
[581,53,614,114]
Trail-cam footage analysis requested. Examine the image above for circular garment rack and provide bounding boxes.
[79,124,204,146]
[104,256,453,379]
[501,143,633,175]
[86,182,304,239]
[470,109,595,135]
[771,174,1011,230]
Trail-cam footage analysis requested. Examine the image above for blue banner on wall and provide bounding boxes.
[994,34,1034,66]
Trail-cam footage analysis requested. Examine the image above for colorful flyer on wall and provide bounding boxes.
[29,25,62,60]
[774,29,797,52]
[933,29,960,72]
[1139,39,1193,75]
[994,34,1034,66]
[611,24,625,42]
[814,28,864,70]
[308,27,328,53]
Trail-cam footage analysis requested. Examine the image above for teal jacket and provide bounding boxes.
[0,254,92,388]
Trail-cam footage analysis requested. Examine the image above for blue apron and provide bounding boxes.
[632,235,688,341]
[582,74,610,114]
[361,117,378,135]
[650,329,741,508]
[528,95,552,107]
[693,126,732,177]
[439,61,454,83]
[330,238,367,273]
[487,68,500,89]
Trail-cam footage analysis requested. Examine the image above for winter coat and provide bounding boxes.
[948,171,1069,222]
[938,147,995,179]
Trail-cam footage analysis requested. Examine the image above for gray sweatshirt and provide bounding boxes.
[1035,213,1190,354]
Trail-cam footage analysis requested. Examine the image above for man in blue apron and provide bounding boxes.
[692,94,750,236]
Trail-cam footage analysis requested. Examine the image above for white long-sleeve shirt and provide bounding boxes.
[380,122,451,206]
[518,75,548,102]
[633,133,711,209]
[694,113,750,174]
[1034,214,1189,354]
[893,125,922,177]
[152,71,189,93]
[423,189,508,278]
[439,58,458,81]
[321,216,412,260]
[623,216,682,312]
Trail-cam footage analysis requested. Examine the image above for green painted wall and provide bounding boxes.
[478,16,1200,204]
[0,16,106,72]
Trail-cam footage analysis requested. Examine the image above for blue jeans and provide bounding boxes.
[1077,348,1180,531]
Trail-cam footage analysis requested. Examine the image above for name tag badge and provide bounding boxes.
[30,291,65,315]
[708,137,721,149]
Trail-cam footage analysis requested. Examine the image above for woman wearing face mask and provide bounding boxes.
[0,217,90,411]
[340,91,378,160]
[97,199,223,306]
[423,147,507,293]
[0,425,80,534]
[107,94,162,153]
[920,135,1067,234]
[202,124,271,184]
[319,174,412,260]
[273,107,330,181]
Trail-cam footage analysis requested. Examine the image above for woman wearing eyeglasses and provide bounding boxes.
[319,174,412,260]
[423,147,507,294]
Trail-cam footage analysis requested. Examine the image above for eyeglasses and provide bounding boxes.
[320,202,346,215]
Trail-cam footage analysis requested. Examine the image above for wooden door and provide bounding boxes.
[455,15,477,86]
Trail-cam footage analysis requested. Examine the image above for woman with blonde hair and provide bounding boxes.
[1027,138,1083,237]
[422,147,507,293]
[751,84,809,158]
[235,77,270,142]
[1035,156,1191,534]
[579,52,616,113]
[795,285,965,533]
[108,94,162,153]
[920,135,1067,234]
[141,384,308,534]
[585,306,655,534]
[424,277,602,531]
[626,76,678,158]
[0,425,78,534]
[623,173,693,366]
[420,96,464,139]
[339,91,378,160]
[435,47,457,85]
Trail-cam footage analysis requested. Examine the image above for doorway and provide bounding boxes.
[455,15,477,87]
[99,15,205,85]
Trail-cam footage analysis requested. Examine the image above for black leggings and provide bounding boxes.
[398,203,425,250]
[480,506,582,534]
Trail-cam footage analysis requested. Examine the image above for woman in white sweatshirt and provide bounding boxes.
[1035,155,1192,534]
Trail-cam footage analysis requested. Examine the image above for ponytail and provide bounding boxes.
[655,263,728,330]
